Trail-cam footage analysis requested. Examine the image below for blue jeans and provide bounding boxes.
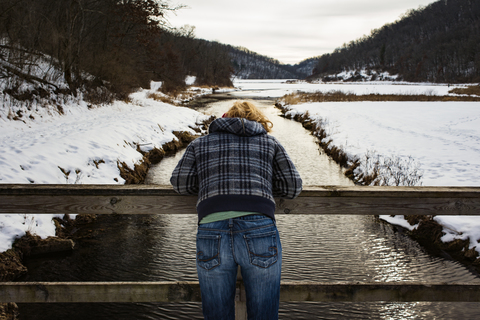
[196,214,282,320]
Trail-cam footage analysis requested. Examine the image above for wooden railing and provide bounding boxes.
[1,184,480,319]
[1,184,479,216]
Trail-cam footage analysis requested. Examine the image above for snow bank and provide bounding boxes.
[435,216,480,252]
[283,98,480,253]
[0,86,210,252]
[283,101,480,186]
[0,90,205,184]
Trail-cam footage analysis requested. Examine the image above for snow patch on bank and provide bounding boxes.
[380,216,419,231]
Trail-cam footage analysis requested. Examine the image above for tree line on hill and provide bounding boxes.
[0,0,233,102]
[229,46,307,79]
[310,0,480,83]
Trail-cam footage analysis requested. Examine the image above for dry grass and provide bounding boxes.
[198,115,216,131]
[173,131,197,144]
[281,90,480,105]
[174,90,204,102]
[93,159,105,169]
[449,85,480,96]
[161,139,183,155]
[147,89,207,105]
[144,148,165,165]
[116,112,214,185]
[118,160,150,185]
[147,92,179,105]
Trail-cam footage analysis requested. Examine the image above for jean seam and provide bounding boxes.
[231,229,239,265]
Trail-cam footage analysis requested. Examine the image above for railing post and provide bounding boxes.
[235,266,247,320]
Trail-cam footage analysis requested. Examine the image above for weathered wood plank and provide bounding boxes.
[276,196,480,215]
[0,282,201,303]
[279,282,480,302]
[2,184,480,197]
[1,185,480,215]
[2,282,480,303]
[0,195,198,214]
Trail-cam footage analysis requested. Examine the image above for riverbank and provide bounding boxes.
[0,212,99,319]
[273,92,480,274]
[0,85,215,252]
[278,101,480,273]
[0,82,222,318]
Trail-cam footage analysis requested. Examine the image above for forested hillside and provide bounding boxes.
[294,58,320,78]
[229,46,309,79]
[0,0,232,104]
[310,0,480,83]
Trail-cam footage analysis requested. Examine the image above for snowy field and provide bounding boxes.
[282,101,480,187]
[1,79,480,255]
[233,79,459,98]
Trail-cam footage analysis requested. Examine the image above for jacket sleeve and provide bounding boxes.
[170,143,199,195]
[272,141,303,199]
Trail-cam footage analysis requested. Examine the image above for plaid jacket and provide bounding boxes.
[170,117,302,222]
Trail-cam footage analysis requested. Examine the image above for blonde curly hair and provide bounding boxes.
[225,101,273,133]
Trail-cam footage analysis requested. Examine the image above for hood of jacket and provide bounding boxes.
[208,118,267,137]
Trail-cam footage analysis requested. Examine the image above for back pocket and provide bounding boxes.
[244,230,278,268]
[196,234,221,270]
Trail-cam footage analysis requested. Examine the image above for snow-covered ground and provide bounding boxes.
[233,78,461,98]
[0,83,210,252]
[1,78,480,255]
[282,101,480,187]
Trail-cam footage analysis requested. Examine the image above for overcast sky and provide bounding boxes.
[167,0,438,65]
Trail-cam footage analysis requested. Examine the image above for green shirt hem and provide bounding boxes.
[199,211,258,224]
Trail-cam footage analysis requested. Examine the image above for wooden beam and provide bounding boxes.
[279,282,480,302]
[0,185,479,215]
[2,282,480,303]
[0,282,201,303]
[0,184,197,215]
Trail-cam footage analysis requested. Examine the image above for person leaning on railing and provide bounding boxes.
[170,101,302,320]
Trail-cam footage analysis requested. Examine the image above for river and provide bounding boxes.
[18,94,480,319]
